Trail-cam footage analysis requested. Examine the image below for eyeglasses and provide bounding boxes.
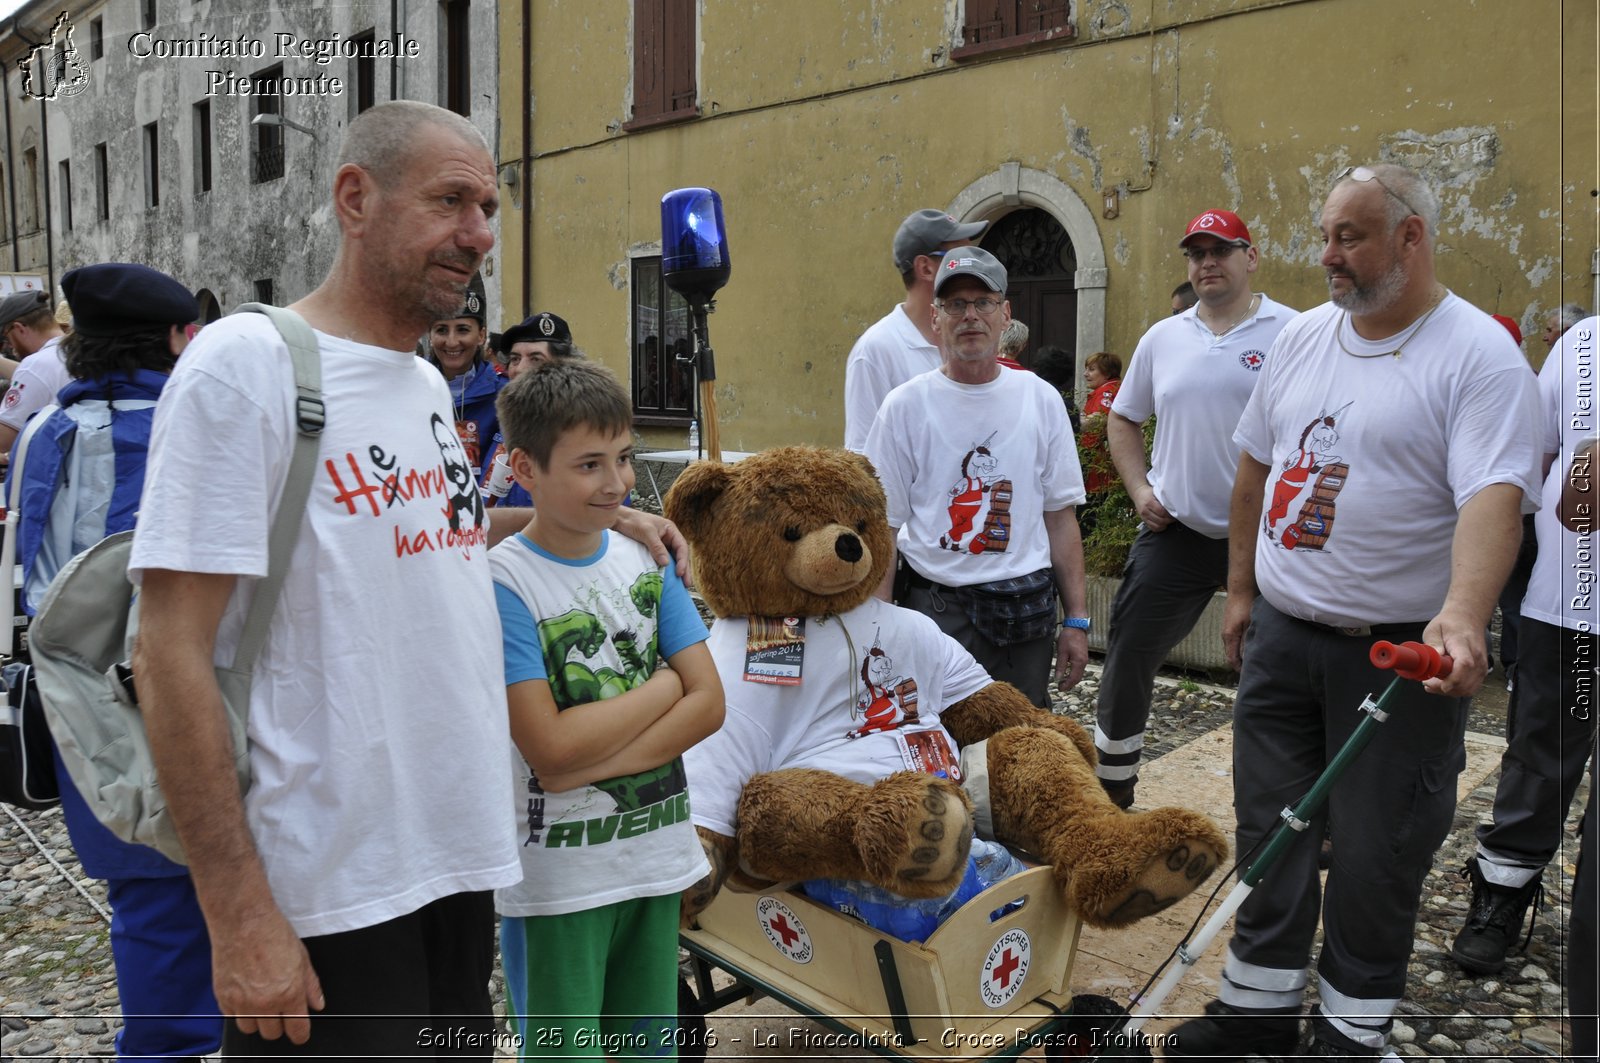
[937,296,1005,315]
[1335,165,1422,219]
[1181,244,1243,263]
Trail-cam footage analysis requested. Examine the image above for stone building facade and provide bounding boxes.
[0,0,501,323]
[495,0,1597,451]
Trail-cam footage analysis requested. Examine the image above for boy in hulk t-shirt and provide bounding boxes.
[488,360,724,1058]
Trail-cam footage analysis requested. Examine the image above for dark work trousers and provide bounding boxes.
[1222,599,1466,1046]
[1094,521,1228,783]
[222,890,498,1059]
[1475,619,1599,880]
[1572,750,1598,1063]
[902,582,1054,708]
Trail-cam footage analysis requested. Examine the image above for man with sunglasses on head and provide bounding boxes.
[1168,164,1542,1060]
[1092,210,1296,810]
[844,209,988,452]
[0,288,71,456]
[865,247,1091,705]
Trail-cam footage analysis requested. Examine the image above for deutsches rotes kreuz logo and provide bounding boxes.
[19,12,90,101]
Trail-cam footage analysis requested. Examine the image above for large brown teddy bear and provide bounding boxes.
[667,445,1227,929]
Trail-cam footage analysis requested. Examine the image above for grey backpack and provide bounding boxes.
[29,303,323,863]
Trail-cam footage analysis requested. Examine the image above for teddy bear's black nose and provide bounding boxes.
[835,533,863,563]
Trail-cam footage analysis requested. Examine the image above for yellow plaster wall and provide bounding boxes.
[501,0,1596,452]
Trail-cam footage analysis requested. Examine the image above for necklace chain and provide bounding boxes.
[1202,293,1260,337]
[1338,287,1447,360]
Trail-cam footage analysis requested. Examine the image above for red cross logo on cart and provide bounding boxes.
[756,896,814,964]
[980,928,1031,1008]
[768,912,800,948]
[991,948,1021,988]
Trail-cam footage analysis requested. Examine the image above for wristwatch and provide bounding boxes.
[1061,617,1092,631]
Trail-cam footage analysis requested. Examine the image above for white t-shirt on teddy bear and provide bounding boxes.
[684,597,992,838]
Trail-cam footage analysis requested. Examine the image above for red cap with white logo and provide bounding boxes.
[1180,210,1252,247]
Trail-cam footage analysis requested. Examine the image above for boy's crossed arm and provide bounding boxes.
[532,643,724,793]
[507,664,683,785]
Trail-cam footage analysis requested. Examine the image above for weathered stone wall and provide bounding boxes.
[503,0,1597,451]
[0,0,501,324]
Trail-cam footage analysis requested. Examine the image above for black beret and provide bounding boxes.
[0,289,51,330]
[502,312,572,349]
[437,272,487,325]
[60,263,199,338]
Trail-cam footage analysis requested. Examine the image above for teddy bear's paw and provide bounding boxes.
[853,773,975,899]
[1062,809,1228,928]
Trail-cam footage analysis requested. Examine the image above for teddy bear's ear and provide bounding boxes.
[841,449,880,482]
[663,460,737,542]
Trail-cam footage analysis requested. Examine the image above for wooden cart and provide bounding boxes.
[679,864,1141,1060]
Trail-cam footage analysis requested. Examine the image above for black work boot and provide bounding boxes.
[1451,860,1543,975]
[1100,776,1136,810]
[1165,999,1302,1061]
[1307,1008,1385,1059]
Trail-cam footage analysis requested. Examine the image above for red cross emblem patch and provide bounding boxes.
[756,896,813,964]
[979,928,1031,1008]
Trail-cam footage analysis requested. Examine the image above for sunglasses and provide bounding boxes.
[1336,165,1422,219]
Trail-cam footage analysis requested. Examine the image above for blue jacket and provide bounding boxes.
[6,368,184,879]
[436,358,507,481]
[14,370,166,616]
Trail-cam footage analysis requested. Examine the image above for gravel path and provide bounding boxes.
[1,666,1585,1060]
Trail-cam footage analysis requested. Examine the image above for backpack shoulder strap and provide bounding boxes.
[228,304,323,674]
[0,404,59,658]
[7,403,59,513]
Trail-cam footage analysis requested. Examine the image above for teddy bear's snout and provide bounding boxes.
[784,523,874,595]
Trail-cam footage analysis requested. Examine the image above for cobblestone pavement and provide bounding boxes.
[1,667,1587,1060]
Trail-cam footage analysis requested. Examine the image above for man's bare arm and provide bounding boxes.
[1044,505,1090,691]
[1108,411,1171,531]
[875,536,899,602]
[1422,482,1524,698]
[1560,439,1597,533]
[133,569,324,1044]
[1223,453,1270,671]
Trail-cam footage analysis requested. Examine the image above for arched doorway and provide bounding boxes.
[194,288,222,325]
[980,209,1076,369]
[945,164,1108,384]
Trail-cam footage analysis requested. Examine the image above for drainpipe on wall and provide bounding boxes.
[1592,248,1598,319]
[2,21,19,272]
[38,93,52,293]
[389,0,398,100]
[520,0,530,313]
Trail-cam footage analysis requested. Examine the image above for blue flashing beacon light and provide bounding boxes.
[660,187,731,306]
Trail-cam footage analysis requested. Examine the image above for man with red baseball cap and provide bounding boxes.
[1092,209,1297,809]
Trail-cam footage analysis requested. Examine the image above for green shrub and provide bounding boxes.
[1077,413,1156,578]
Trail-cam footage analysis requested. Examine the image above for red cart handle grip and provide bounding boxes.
[1370,640,1454,681]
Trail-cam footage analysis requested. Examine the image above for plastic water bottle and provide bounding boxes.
[687,419,700,453]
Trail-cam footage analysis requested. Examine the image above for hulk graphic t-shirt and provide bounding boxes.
[490,531,709,916]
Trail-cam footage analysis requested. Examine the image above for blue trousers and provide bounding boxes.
[105,875,222,1060]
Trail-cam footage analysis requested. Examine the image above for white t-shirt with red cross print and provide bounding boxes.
[1112,294,1296,537]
